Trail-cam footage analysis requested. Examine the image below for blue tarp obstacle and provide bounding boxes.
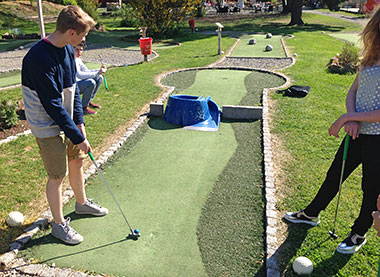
[164,95,221,131]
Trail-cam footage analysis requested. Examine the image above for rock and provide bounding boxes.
[265,45,273,51]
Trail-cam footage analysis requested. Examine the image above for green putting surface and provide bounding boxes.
[231,34,285,58]
[0,70,21,88]
[21,69,285,276]
[328,33,362,48]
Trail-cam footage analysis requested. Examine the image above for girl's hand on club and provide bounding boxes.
[344,121,360,140]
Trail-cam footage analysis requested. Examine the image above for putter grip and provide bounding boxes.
[88,151,95,161]
[343,134,350,161]
[104,75,108,89]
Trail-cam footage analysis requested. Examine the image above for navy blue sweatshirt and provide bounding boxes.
[22,39,85,144]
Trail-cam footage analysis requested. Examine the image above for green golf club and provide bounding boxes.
[329,134,350,239]
[98,55,108,90]
[88,150,140,240]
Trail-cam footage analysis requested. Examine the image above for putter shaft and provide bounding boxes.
[88,151,134,233]
[330,134,350,236]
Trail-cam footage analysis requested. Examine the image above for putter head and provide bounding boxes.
[127,229,141,241]
[328,230,338,239]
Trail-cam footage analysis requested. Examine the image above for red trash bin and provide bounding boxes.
[139,37,153,55]
[188,19,195,29]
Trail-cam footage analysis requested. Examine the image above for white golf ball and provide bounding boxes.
[6,211,24,227]
[265,45,273,51]
[293,256,313,275]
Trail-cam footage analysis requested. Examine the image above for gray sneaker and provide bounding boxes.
[51,218,83,245]
[75,199,109,216]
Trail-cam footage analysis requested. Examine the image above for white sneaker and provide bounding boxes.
[51,218,83,245]
[75,199,109,216]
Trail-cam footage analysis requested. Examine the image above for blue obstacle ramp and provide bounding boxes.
[164,95,221,132]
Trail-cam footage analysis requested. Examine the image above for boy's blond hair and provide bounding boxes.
[56,5,96,35]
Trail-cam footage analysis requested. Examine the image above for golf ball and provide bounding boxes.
[134,228,140,234]
[293,256,313,275]
[6,211,24,227]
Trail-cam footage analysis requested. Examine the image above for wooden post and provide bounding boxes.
[36,0,45,38]
[216,22,224,55]
[141,27,148,62]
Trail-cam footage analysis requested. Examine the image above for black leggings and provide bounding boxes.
[304,135,380,236]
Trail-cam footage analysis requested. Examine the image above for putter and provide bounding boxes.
[88,151,140,240]
[98,55,108,90]
[329,134,350,239]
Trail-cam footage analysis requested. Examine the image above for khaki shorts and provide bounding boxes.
[36,134,87,179]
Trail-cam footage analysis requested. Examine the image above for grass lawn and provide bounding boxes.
[272,14,379,277]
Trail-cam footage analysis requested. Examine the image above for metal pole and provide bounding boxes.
[218,28,222,55]
[36,0,45,39]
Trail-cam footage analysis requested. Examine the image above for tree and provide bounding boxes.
[128,0,202,37]
[288,0,304,25]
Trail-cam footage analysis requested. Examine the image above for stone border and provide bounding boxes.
[1,36,295,276]
[0,130,31,146]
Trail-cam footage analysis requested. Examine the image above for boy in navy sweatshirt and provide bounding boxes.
[22,6,108,245]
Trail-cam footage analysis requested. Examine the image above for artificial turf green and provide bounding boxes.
[230,34,284,58]
[328,33,362,48]
[0,70,21,88]
[0,63,100,88]
[20,69,285,275]
[161,70,197,93]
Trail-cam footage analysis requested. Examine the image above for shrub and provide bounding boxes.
[128,0,202,38]
[63,0,78,5]
[77,0,98,20]
[0,100,19,130]
[340,41,359,66]
[118,3,140,27]
[327,42,359,74]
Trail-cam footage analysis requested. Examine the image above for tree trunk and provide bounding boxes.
[282,0,290,14]
[288,0,304,25]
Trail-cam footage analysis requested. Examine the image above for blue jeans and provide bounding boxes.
[77,75,103,108]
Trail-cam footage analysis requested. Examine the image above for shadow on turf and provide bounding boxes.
[22,212,137,263]
[276,221,351,276]
[23,237,129,265]
[148,117,182,130]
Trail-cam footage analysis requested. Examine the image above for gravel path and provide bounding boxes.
[303,9,369,26]
[215,57,294,70]
[0,43,156,73]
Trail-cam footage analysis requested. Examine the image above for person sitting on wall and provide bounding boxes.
[74,41,107,115]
